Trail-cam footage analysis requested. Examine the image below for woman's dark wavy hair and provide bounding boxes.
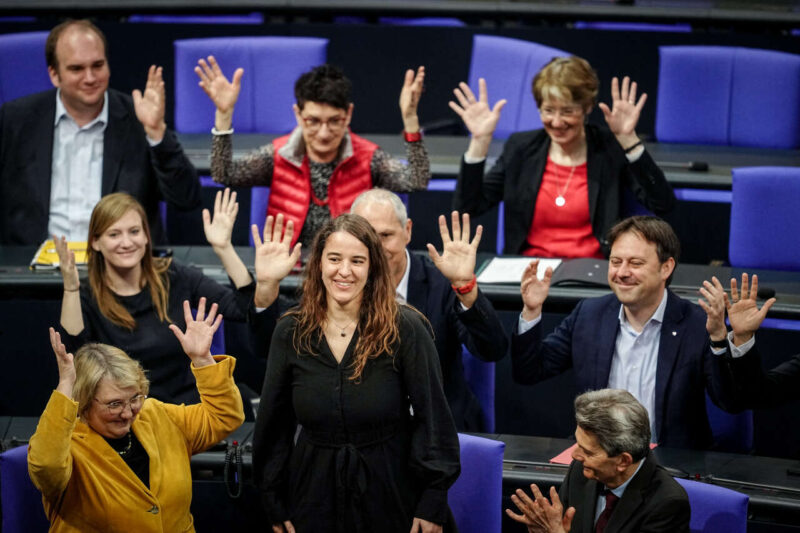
[288,214,399,381]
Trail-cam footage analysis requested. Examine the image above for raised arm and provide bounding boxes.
[449,78,506,161]
[163,298,245,451]
[203,188,252,288]
[54,235,84,335]
[426,211,482,308]
[399,66,424,135]
[28,329,79,502]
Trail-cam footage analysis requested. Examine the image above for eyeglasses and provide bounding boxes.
[94,394,146,415]
[539,106,583,119]
[301,115,347,133]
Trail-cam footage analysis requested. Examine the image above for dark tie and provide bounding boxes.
[595,490,620,533]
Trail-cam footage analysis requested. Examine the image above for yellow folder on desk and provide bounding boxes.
[30,240,88,270]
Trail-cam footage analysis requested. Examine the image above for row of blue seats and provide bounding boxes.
[2,32,800,149]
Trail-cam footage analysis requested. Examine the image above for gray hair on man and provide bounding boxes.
[574,389,651,462]
[350,188,408,226]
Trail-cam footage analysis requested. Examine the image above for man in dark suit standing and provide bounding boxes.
[512,216,732,449]
[0,19,199,245]
[507,389,689,533]
[351,188,508,431]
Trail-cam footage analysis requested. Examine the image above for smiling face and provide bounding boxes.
[607,231,673,312]
[321,230,370,310]
[350,200,411,287]
[294,101,353,164]
[84,377,142,439]
[571,426,625,486]
[540,96,588,150]
[48,26,109,119]
[90,209,148,274]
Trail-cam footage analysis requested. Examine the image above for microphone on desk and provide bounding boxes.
[657,161,710,172]
[758,287,776,300]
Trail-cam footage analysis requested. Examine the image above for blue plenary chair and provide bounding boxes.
[656,46,800,149]
[705,394,752,454]
[674,478,748,533]
[467,35,568,140]
[0,31,51,107]
[0,445,50,533]
[462,347,496,432]
[730,167,800,271]
[449,434,504,533]
[173,36,328,134]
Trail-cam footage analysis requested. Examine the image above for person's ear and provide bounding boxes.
[405,219,413,245]
[48,66,61,88]
[293,104,303,127]
[660,257,676,283]
[616,452,634,472]
[345,103,354,126]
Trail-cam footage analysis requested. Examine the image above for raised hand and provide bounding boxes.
[521,260,553,321]
[253,214,302,285]
[195,55,243,114]
[449,78,506,141]
[427,211,481,285]
[252,214,302,308]
[132,65,167,142]
[597,76,645,148]
[698,276,728,341]
[53,234,80,292]
[399,66,425,132]
[49,327,76,396]
[727,273,776,346]
[203,188,238,250]
[169,298,221,367]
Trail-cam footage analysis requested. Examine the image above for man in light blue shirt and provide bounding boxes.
[0,19,199,244]
[511,216,735,449]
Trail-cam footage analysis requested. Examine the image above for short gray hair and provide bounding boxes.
[350,188,408,226]
[574,389,651,462]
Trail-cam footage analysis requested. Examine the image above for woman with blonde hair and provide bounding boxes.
[450,55,675,258]
[29,299,244,532]
[55,189,294,404]
[253,213,460,533]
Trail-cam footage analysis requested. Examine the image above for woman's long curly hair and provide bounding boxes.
[87,193,171,330]
[288,214,399,381]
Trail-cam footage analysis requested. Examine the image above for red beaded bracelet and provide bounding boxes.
[403,131,422,143]
[451,274,477,295]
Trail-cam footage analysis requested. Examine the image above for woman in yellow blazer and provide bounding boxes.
[28,297,245,533]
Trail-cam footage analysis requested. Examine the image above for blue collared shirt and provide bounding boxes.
[608,291,669,442]
[48,90,108,241]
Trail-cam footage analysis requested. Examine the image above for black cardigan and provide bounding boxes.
[453,124,675,256]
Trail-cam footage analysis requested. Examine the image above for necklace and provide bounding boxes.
[554,161,577,207]
[327,317,356,337]
[117,432,133,457]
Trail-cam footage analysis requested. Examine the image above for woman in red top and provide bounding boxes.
[450,55,675,258]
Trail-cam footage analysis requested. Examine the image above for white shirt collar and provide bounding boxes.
[618,289,669,329]
[54,89,109,131]
[396,249,411,301]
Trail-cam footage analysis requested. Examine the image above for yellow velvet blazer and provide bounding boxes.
[28,355,245,533]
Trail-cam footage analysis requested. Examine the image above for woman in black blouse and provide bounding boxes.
[253,214,460,533]
[53,189,284,404]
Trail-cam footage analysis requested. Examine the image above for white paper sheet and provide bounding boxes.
[476,257,562,284]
